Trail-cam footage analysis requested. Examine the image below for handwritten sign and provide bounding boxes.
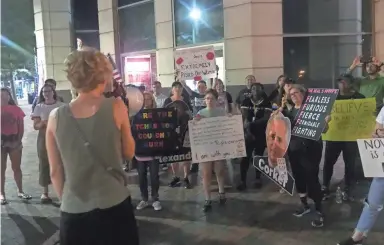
[322,98,376,141]
[357,138,384,177]
[188,115,246,163]
[131,108,178,156]
[253,156,295,196]
[292,88,339,141]
[175,46,216,81]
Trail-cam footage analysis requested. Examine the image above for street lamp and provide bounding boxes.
[189,8,201,20]
[189,8,201,44]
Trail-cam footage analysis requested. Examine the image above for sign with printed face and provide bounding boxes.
[292,88,339,141]
[253,156,295,196]
[357,138,384,177]
[322,98,376,141]
[188,115,246,163]
[175,46,217,81]
[266,112,291,168]
[131,108,178,156]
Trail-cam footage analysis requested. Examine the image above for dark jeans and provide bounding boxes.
[240,143,263,183]
[289,145,323,211]
[323,141,358,189]
[137,159,160,201]
[60,197,139,245]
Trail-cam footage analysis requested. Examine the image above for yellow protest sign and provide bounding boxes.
[322,98,376,141]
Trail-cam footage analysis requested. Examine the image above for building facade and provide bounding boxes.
[34,0,384,100]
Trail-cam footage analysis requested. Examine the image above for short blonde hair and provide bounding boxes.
[64,48,113,93]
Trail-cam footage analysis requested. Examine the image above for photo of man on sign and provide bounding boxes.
[266,112,291,168]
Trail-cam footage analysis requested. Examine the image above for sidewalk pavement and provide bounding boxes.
[1,105,383,245]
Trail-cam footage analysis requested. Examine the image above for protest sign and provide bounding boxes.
[175,46,216,81]
[266,112,291,168]
[188,115,246,163]
[357,139,384,177]
[322,98,376,141]
[131,108,178,156]
[156,151,192,164]
[253,156,295,196]
[292,88,339,141]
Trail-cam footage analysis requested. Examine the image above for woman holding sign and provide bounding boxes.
[283,84,329,228]
[337,108,384,245]
[134,92,162,211]
[194,89,227,212]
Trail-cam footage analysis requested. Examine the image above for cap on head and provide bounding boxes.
[337,74,354,86]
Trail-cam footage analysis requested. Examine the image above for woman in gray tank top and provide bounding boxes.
[45,48,139,244]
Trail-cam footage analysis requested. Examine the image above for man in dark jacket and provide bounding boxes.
[237,82,272,191]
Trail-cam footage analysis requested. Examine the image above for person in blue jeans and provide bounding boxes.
[134,92,161,211]
[338,107,384,245]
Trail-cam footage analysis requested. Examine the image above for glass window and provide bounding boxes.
[283,0,372,34]
[174,0,224,46]
[118,1,156,53]
[118,0,144,7]
[73,0,99,30]
[283,34,372,88]
[76,32,100,50]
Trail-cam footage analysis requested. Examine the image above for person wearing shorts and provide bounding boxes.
[1,88,32,205]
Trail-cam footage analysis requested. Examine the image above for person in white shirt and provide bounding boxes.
[152,81,169,171]
[152,81,167,108]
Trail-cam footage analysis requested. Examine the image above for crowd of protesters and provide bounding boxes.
[1,47,383,245]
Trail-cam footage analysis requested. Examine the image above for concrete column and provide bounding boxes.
[374,0,384,61]
[337,0,362,76]
[97,0,118,61]
[34,0,72,97]
[223,0,284,94]
[154,0,175,87]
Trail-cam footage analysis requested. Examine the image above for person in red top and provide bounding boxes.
[1,88,32,205]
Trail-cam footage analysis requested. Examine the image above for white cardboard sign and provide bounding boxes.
[357,138,384,177]
[188,115,246,163]
[175,46,216,80]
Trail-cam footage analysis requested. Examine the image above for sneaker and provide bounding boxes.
[342,188,354,202]
[322,187,331,201]
[236,182,247,191]
[136,200,149,210]
[183,178,191,189]
[219,193,227,205]
[311,212,324,228]
[293,205,311,217]
[190,163,199,173]
[337,237,363,245]
[279,188,285,194]
[169,177,181,187]
[152,201,162,211]
[254,179,262,189]
[203,200,212,212]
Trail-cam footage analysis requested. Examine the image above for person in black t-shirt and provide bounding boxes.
[322,75,365,201]
[164,81,193,189]
[283,84,330,228]
[235,75,257,111]
[237,83,272,191]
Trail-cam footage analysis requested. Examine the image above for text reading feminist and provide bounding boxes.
[292,88,338,141]
[175,46,217,81]
[132,108,178,156]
